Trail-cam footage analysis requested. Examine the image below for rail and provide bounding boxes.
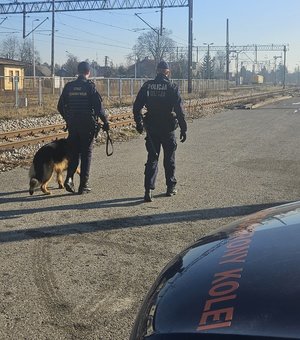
[0,113,135,151]
[0,89,293,152]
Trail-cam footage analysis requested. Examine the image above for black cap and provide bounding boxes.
[157,60,169,70]
[77,61,90,74]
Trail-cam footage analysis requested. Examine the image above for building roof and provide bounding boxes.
[127,57,156,78]
[35,64,51,77]
[0,58,26,67]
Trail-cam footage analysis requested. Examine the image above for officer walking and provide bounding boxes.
[57,61,109,194]
[133,61,187,202]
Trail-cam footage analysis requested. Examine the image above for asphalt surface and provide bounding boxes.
[1,96,300,339]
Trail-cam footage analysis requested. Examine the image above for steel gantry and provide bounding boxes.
[177,43,288,88]
[0,0,189,14]
[0,0,194,92]
[188,44,288,65]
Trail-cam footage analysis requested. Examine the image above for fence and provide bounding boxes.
[0,76,232,109]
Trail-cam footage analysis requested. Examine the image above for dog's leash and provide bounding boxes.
[95,122,114,156]
[105,130,113,157]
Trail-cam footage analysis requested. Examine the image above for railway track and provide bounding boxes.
[0,89,293,152]
[0,113,135,151]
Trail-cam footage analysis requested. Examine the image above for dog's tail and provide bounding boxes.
[29,164,40,195]
[29,178,40,195]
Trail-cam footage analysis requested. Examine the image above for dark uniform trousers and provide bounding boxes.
[144,130,177,190]
[66,115,96,182]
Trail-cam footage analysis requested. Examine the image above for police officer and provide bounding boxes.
[133,60,187,202]
[57,61,109,194]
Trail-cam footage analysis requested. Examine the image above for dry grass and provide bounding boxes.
[0,95,134,120]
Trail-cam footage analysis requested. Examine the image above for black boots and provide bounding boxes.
[78,179,91,195]
[144,186,177,202]
[65,176,91,195]
[144,189,153,202]
[64,177,75,193]
[166,185,177,197]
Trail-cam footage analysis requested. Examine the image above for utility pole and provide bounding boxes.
[187,0,193,93]
[273,55,282,86]
[232,50,242,86]
[253,44,258,75]
[226,18,230,89]
[51,0,55,90]
[160,0,164,35]
[32,19,39,85]
[23,17,48,83]
[283,45,287,89]
[203,42,213,79]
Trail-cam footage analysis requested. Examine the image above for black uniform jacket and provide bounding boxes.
[57,75,107,124]
[133,73,187,134]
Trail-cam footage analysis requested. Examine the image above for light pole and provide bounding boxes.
[134,55,138,79]
[203,42,213,79]
[273,55,282,85]
[32,19,39,85]
[231,50,242,85]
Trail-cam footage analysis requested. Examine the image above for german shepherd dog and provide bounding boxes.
[29,138,78,195]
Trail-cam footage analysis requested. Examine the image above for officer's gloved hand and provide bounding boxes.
[180,130,187,143]
[102,122,110,132]
[136,123,144,134]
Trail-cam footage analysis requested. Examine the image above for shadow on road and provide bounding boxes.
[0,200,293,244]
[0,191,145,205]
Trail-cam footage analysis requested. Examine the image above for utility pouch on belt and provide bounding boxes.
[169,112,178,131]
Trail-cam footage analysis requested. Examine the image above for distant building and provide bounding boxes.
[56,68,72,77]
[0,58,25,90]
[97,66,112,78]
[128,57,156,78]
[35,64,52,77]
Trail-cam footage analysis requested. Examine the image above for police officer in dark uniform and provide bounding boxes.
[133,61,187,202]
[57,61,109,194]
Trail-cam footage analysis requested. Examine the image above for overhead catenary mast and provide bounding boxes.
[0,0,193,91]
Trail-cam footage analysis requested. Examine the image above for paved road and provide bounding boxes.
[1,97,300,339]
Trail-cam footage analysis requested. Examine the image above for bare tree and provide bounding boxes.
[18,39,40,75]
[62,54,80,76]
[132,29,176,64]
[19,39,33,64]
[1,36,20,59]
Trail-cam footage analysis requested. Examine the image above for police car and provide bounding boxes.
[130,200,300,340]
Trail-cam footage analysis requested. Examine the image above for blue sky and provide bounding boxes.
[1,0,300,71]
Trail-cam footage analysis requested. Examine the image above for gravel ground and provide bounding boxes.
[1,96,300,339]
